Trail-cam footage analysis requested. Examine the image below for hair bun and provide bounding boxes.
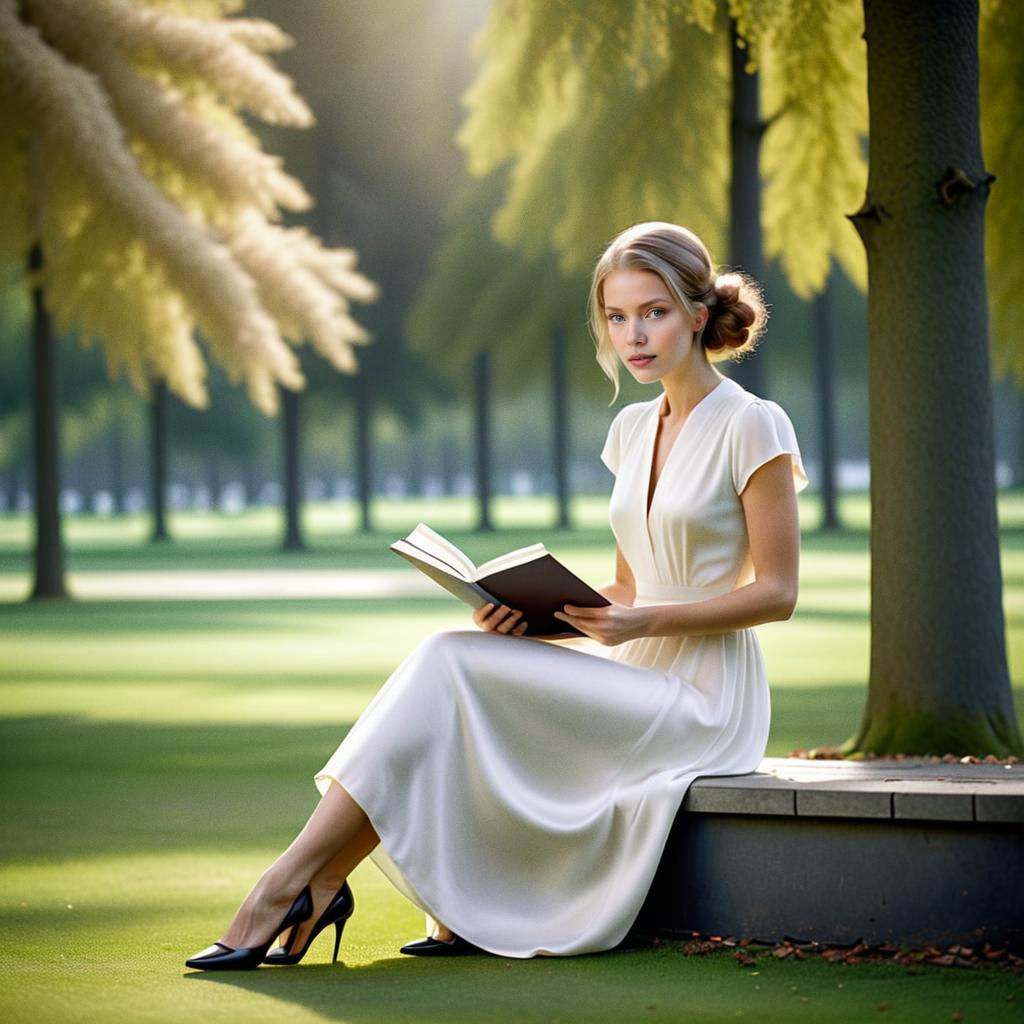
[713,273,743,306]
[703,271,767,357]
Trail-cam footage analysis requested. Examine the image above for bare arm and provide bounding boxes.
[597,544,636,607]
[556,454,800,644]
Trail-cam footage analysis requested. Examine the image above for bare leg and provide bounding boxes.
[275,818,379,951]
[220,782,372,948]
[429,919,457,942]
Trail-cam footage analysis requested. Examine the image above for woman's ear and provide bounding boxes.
[693,304,708,332]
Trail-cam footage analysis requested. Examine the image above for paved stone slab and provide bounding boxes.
[893,791,975,822]
[686,757,1024,824]
[976,793,1024,823]
[682,783,794,816]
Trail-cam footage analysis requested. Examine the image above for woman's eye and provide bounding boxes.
[607,313,625,323]
[647,308,666,319]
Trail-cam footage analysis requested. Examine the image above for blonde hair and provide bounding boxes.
[588,222,767,401]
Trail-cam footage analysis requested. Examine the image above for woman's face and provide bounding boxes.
[602,269,706,386]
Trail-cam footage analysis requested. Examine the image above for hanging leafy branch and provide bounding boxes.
[0,0,376,415]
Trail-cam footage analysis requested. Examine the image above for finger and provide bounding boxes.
[513,621,528,635]
[480,604,510,629]
[561,604,602,617]
[473,602,495,625]
[496,610,523,633]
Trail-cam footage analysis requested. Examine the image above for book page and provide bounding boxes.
[402,523,477,581]
[473,543,547,581]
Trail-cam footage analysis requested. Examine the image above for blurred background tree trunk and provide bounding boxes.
[149,380,169,543]
[281,385,305,550]
[814,268,842,532]
[474,349,493,532]
[726,18,768,399]
[29,242,67,599]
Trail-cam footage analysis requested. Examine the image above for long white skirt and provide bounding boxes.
[315,627,768,957]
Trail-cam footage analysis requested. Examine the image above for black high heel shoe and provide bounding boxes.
[399,934,482,956]
[264,880,355,966]
[185,886,313,971]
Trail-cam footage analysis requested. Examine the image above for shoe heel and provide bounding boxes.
[332,918,346,964]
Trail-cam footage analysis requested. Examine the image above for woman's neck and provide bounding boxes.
[658,361,724,421]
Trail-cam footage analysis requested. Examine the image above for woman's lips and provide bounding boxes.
[629,355,655,366]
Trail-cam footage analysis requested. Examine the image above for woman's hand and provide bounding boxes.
[473,602,529,636]
[553,602,651,646]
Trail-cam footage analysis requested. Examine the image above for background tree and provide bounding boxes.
[841,0,1021,756]
[460,0,1022,755]
[0,0,376,594]
[458,0,868,520]
[250,0,477,534]
[408,172,599,531]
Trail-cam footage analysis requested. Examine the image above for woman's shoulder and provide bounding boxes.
[606,395,661,434]
[719,380,796,431]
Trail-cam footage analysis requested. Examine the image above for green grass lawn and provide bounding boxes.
[1,495,1022,1023]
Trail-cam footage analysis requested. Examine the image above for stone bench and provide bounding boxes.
[638,757,1024,952]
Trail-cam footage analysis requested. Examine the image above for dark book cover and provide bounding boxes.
[391,541,609,638]
[476,554,610,637]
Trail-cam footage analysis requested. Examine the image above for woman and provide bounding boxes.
[185,221,806,970]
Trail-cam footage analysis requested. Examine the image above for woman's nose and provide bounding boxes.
[627,318,646,344]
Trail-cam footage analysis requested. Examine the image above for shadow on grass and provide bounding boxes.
[181,949,698,1024]
[0,689,895,864]
[181,945,1024,1024]
[0,717,351,862]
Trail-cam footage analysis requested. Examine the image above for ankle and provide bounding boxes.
[255,867,306,906]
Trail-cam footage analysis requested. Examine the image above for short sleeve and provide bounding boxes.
[600,407,628,476]
[731,400,809,495]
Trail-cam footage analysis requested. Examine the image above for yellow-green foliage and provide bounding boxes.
[0,0,376,415]
[460,0,729,273]
[761,0,867,298]
[981,0,1024,383]
[460,0,867,298]
[407,172,594,390]
[463,0,1021,353]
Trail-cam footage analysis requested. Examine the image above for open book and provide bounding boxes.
[390,523,609,638]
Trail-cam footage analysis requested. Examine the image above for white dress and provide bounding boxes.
[316,376,807,957]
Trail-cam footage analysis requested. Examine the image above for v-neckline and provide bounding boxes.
[643,377,730,528]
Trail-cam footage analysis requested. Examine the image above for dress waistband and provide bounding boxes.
[633,580,734,605]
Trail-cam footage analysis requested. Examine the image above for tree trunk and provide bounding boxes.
[814,270,842,532]
[474,350,493,532]
[551,326,571,529]
[150,379,169,542]
[406,433,426,498]
[355,378,373,533]
[440,429,457,496]
[845,0,1020,756]
[109,404,125,516]
[242,459,260,509]
[207,455,222,515]
[726,18,767,399]
[280,385,305,551]
[29,243,67,599]
[2,462,15,512]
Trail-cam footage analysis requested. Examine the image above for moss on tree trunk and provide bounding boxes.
[845,0,1022,757]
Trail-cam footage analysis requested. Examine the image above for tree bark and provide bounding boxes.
[552,326,571,529]
[354,378,373,533]
[150,379,169,542]
[29,242,68,599]
[474,350,493,532]
[726,18,768,399]
[109,405,125,516]
[814,270,842,532]
[845,0,1020,756]
[280,385,305,551]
